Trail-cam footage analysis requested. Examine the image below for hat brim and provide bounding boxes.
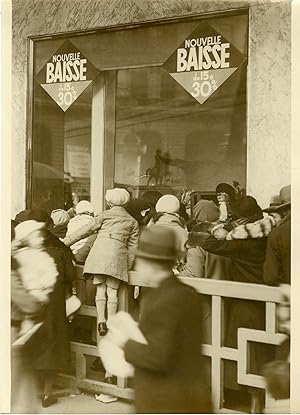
[133,248,177,261]
[263,201,291,213]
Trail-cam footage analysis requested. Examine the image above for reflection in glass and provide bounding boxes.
[114,62,247,198]
[32,83,92,213]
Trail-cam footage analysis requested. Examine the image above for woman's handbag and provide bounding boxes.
[66,294,81,318]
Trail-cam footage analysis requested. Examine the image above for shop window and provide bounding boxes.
[29,11,248,210]
[31,75,92,213]
[114,61,247,197]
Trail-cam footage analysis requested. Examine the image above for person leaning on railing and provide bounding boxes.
[187,195,273,410]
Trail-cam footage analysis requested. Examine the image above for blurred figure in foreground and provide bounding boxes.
[15,209,76,408]
[11,220,56,413]
[263,284,290,400]
[107,226,212,413]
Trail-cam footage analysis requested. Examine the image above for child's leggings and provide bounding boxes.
[95,276,120,322]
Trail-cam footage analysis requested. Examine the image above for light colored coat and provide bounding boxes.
[67,214,95,254]
[84,206,139,282]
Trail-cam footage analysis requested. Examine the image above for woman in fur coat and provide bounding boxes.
[188,196,273,411]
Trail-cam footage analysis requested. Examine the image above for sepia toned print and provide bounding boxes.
[6,0,296,413]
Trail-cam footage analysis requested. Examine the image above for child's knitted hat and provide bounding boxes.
[155,195,180,214]
[75,200,94,215]
[105,188,130,206]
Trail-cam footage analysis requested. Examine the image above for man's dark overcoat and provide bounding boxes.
[124,275,212,414]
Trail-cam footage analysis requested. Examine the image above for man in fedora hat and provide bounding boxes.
[109,225,212,414]
[263,185,291,286]
[263,185,291,222]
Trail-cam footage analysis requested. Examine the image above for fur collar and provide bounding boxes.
[226,215,276,240]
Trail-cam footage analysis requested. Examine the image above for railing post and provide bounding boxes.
[211,295,224,412]
[116,283,129,388]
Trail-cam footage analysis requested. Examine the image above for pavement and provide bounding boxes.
[37,392,134,414]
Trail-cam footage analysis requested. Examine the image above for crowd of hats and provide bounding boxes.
[12,184,291,263]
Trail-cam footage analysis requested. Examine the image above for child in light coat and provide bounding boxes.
[84,189,138,388]
[148,194,188,254]
[84,189,139,337]
[67,200,95,254]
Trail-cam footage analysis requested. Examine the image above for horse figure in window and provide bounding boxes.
[146,150,171,186]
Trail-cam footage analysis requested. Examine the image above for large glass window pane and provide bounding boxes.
[114,63,247,197]
[31,80,92,213]
[30,11,247,209]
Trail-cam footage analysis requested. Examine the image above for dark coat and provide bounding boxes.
[124,275,212,414]
[30,231,76,372]
[263,214,291,286]
[191,233,270,389]
[194,233,267,284]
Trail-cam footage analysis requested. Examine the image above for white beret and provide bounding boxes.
[51,209,70,225]
[155,195,180,214]
[15,220,44,241]
[75,200,94,215]
[105,188,130,206]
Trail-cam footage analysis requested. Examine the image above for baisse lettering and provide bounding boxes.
[39,42,95,112]
[46,55,87,83]
[177,43,230,72]
[164,27,243,104]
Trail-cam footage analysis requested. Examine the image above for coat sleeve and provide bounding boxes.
[124,301,178,373]
[11,270,43,316]
[195,234,243,258]
[263,231,281,286]
[182,247,205,278]
[74,234,97,264]
[63,215,102,247]
[127,220,139,269]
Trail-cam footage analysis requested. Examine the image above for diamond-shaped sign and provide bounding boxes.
[40,80,92,112]
[36,40,98,111]
[163,22,246,104]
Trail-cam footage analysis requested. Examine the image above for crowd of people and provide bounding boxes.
[10,182,291,413]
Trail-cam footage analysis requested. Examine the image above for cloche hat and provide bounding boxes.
[231,196,263,219]
[216,183,236,201]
